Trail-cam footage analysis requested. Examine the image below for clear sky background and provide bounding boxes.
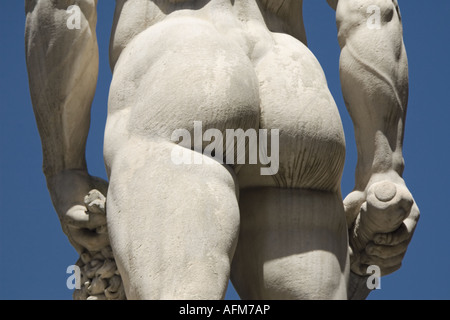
[0,1,449,300]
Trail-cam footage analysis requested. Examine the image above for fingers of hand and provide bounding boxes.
[68,189,109,252]
[63,189,107,229]
[360,251,403,276]
[364,223,409,273]
[363,240,407,275]
[366,240,409,259]
[344,190,365,226]
[84,189,106,215]
[64,206,107,229]
[373,202,419,246]
[68,226,110,252]
[361,201,419,277]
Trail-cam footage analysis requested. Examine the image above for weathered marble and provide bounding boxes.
[25,0,419,300]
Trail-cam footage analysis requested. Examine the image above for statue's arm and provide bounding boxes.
[335,0,409,192]
[331,0,420,298]
[25,0,98,178]
[25,0,108,253]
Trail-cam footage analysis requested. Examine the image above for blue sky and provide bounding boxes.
[0,1,449,300]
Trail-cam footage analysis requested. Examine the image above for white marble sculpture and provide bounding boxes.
[25,0,419,300]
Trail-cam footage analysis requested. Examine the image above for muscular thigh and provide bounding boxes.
[231,188,349,299]
[105,136,240,299]
[237,33,346,192]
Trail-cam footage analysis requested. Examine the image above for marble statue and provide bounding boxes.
[25,0,420,300]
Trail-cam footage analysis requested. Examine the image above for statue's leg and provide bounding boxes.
[232,188,349,299]
[231,33,349,299]
[105,140,240,299]
[103,17,260,299]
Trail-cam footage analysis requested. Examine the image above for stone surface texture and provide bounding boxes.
[25,0,419,300]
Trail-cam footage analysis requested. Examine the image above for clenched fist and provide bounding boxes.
[46,170,109,254]
[344,174,420,276]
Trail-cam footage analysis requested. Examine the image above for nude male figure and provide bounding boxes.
[25,0,419,299]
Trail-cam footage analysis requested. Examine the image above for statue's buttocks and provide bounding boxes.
[106,1,345,191]
[108,16,261,139]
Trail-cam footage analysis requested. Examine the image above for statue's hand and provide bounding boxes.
[344,174,420,276]
[46,170,110,254]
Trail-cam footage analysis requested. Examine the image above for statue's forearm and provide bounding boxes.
[25,0,98,178]
[336,0,409,190]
